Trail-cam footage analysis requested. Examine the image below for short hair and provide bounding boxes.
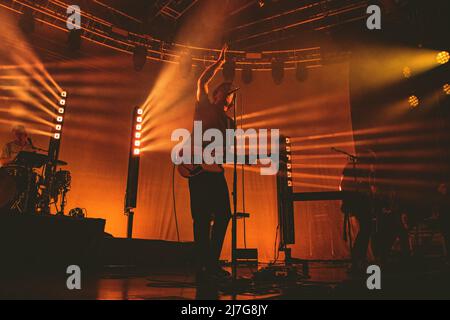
[213,82,233,98]
[12,125,26,134]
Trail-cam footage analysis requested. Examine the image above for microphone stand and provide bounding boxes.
[28,138,48,153]
[231,92,238,282]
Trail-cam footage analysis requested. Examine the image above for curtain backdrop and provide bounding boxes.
[0,9,355,261]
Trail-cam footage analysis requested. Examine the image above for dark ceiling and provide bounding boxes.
[70,0,449,52]
[71,0,372,51]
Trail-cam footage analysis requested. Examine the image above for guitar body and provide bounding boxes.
[177,163,224,179]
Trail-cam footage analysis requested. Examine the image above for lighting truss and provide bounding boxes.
[0,0,334,70]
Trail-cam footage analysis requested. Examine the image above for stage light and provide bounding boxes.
[55,125,62,131]
[61,91,67,98]
[402,66,411,79]
[54,133,61,140]
[408,95,419,108]
[223,59,236,82]
[58,108,65,114]
[242,65,253,84]
[285,136,293,187]
[125,106,145,238]
[59,99,66,106]
[444,84,450,95]
[296,63,308,82]
[272,58,285,85]
[133,45,147,72]
[436,51,449,65]
[131,108,144,157]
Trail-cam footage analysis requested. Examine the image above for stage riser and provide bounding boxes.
[0,213,105,275]
[100,238,194,269]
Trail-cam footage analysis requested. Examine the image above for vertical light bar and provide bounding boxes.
[285,137,293,188]
[133,108,144,156]
[125,106,145,239]
[42,90,68,215]
[54,91,67,139]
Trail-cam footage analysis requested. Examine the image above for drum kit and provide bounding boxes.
[0,151,71,215]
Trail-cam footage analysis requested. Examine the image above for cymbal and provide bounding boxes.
[52,159,68,166]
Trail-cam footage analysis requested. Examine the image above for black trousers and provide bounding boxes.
[188,172,231,271]
[342,193,373,265]
[352,212,372,264]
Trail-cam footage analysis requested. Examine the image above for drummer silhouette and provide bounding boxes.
[0,125,33,167]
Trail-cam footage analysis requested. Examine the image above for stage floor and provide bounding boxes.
[2,259,449,300]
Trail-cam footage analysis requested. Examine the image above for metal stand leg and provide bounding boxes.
[127,210,134,239]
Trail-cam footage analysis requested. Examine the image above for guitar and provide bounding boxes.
[177,163,224,178]
[175,145,224,178]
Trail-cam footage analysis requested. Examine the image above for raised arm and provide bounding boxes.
[197,44,228,102]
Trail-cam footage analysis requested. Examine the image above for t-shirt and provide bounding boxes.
[191,95,235,164]
[194,94,234,138]
[0,141,33,166]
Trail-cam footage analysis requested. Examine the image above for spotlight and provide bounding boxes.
[242,65,253,84]
[61,91,67,98]
[436,51,449,65]
[408,95,420,108]
[272,59,285,85]
[402,66,411,79]
[296,63,308,82]
[132,108,144,157]
[125,106,145,239]
[223,59,236,82]
[133,45,147,71]
[444,83,450,95]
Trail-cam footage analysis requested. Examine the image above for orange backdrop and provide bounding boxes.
[0,8,355,261]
